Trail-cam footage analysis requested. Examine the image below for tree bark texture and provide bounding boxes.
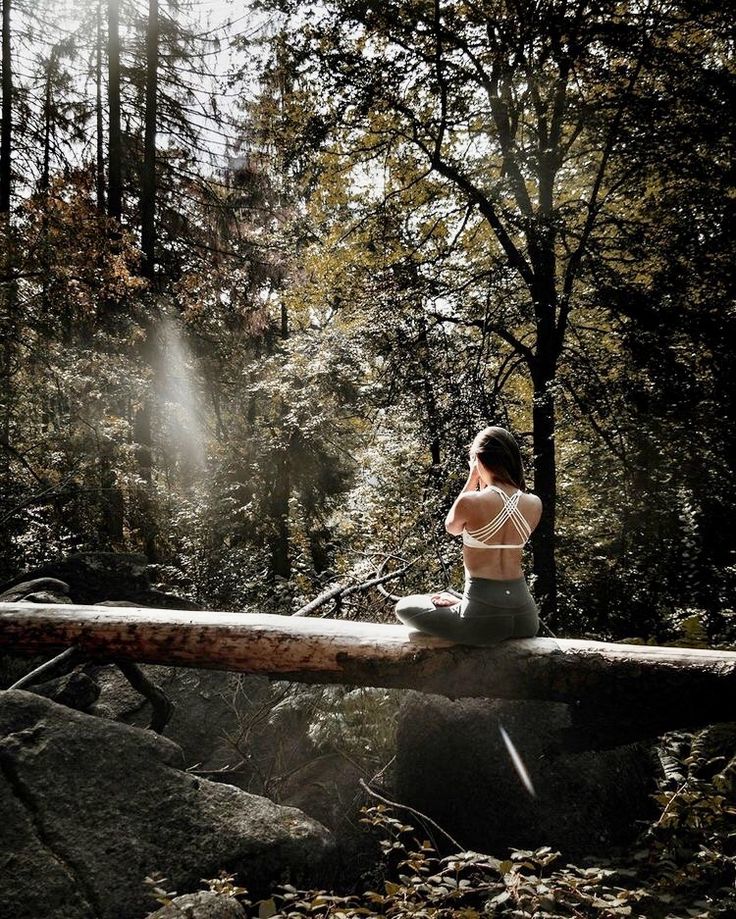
[417,318,442,468]
[107,0,122,222]
[0,230,18,576]
[132,396,157,560]
[268,448,291,580]
[140,0,158,278]
[98,439,124,543]
[95,0,106,212]
[3,602,736,748]
[0,0,11,213]
[530,376,558,620]
[39,50,60,196]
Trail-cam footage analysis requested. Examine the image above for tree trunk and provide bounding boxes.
[268,448,291,580]
[38,54,54,318]
[0,252,15,572]
[529,145,561,622]
[39,50,58,195]
[280,301,288,339]
[4,602,736,748]
[0,21,16,577]
[268,318,291,580]
[98,439,124,544]
[530,372,558,622]
[0,0,11,213]
[134,0,165,544]
[140,0,158,279]
[130,0,162,559]
[418,318,441,467]
[95,0,106,212]
[307,525,331,575]
[107,0,122,223]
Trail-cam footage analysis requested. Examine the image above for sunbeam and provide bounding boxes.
[499,722,537,798]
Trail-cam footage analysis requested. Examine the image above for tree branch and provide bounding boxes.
[558,0,656,348]
[382,91,536,290]
[428,311,535,367]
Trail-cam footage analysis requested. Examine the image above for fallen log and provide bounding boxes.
[2,601,736,747]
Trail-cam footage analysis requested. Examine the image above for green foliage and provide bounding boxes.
[143,871,179,909]
[303,686,402,770]
[144,869,251,912]
[256,805,649,917]
[202,871,251,902]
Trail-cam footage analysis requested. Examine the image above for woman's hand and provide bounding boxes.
[464,458,481,492]
[431,592,460,607]
[445,456,481,535]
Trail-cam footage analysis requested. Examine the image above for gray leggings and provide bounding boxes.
[394,575,539,646]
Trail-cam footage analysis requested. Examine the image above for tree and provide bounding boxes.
[107,0,122,222]
[0,0,11,213]
[253,0,733,620]
[140,0,159,278]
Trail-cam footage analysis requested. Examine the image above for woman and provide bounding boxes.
[394,426,542,646]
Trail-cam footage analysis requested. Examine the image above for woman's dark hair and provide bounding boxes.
[470,426,527,491]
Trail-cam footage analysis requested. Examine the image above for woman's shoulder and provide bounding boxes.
[462,487,505,515]
[521,490,543,523]
[523,490,543,507]
[454,488,493,516]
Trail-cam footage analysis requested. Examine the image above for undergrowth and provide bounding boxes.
[145,723,736,918]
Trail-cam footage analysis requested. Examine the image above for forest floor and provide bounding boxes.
[150,725,736,918]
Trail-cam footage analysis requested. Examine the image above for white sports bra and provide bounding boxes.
[462,484,533,549]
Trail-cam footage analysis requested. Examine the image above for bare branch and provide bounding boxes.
[293,558,417,617]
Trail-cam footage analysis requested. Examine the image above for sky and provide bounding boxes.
[14,0,275,182]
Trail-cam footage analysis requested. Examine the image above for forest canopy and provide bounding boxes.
[0,0,733,640]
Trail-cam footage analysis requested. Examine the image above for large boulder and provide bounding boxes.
[395,692,656,860]
[0,577,72,604]
[0,554,200,692]
[276,750,365,837]
[86,664,315,788]
[0,552,200,609]
[31,669,101,712]
[88,667,383,889]
[0,579,75,690]
[0,690,336,919]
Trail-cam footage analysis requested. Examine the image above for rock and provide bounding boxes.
[1,654,54,693]
[278,751,364,835]
[2,776,97,918]
[0,553,149,604]
[22,590,74,604]
[0,582,73,691]
[31,670,101,712]
[145,890,248,918]
[0,577,71,603]
[90,666,265,770]
[0,690,336,919]
[88,666,381,887]
[87,666,315,788]
[395,692,656,860]
[0,552,201,609]
[88,670,386,888]
[0,554,200,696]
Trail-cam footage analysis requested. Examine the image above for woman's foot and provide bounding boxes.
[431,592,460,607]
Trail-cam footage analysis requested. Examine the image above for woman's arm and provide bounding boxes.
[445,461,480,536]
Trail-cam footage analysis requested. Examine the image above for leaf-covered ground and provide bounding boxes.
[148,724,736,918]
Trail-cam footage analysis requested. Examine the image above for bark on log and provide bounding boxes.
[2,602,736,747]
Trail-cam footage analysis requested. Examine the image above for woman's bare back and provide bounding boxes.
[461,486,542,580]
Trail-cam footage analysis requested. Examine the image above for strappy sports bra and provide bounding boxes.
[462,484,533,549]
